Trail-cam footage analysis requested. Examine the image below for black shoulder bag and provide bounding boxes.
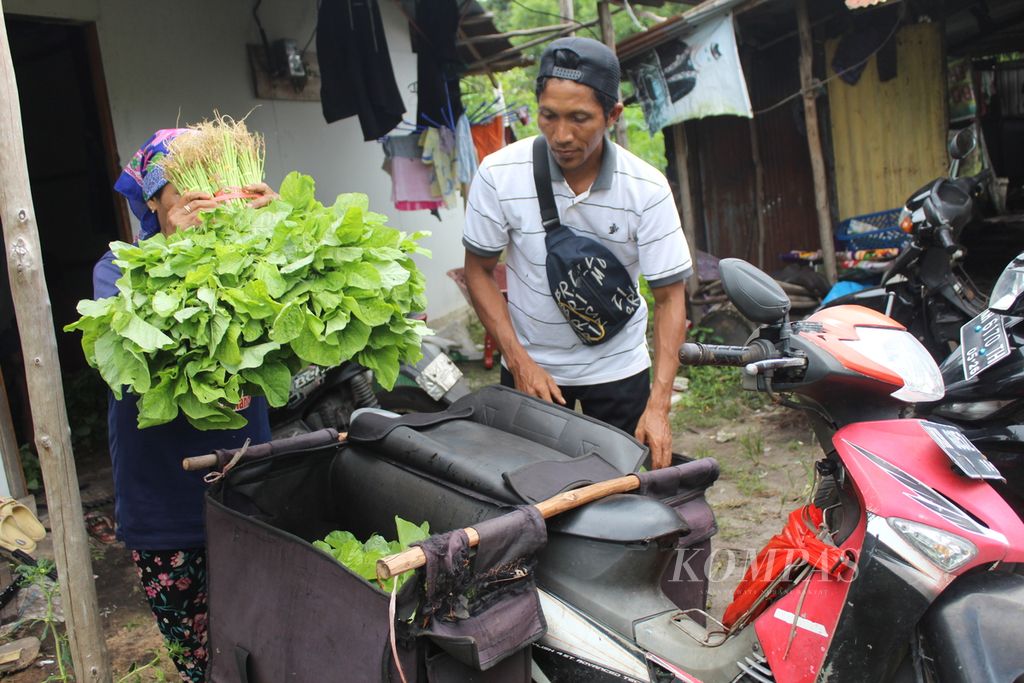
[533,136,641,345]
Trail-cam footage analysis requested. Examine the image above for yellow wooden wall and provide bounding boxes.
[827,22,947,220]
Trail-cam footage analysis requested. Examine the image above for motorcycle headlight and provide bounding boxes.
[889,518,977,572]
[989,251,1024,313]
[841,327,944,402]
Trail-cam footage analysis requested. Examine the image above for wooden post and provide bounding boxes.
[749,118,767,269]
[560,0,575,35]
[598,0,630,149]
[797,0,837,284]
[0,6,112,682]
[0,367,26,498]
[670,123,702,324]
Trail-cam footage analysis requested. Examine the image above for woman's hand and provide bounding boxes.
[244,182,279,209]
[167,191,217,232]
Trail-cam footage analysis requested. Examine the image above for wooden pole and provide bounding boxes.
[797,0,837,284]
[598,0,630,149]
[0,6,111,681]
[0,367,26,498]
[749,118,768,269]
[377,473,643,580]
[670,123,703,325]
[560,0,575,36]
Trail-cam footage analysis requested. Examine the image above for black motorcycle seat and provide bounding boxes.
[346,386,650,504]
[548,493,687,542]
[361,418,580,503]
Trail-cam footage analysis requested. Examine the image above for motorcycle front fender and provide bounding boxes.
[920,571,1024,683]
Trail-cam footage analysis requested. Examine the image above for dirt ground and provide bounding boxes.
[0,362,819,681]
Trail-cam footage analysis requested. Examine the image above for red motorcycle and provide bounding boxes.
[670,258,1024,682]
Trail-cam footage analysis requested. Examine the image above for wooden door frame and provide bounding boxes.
[83,21,131,243]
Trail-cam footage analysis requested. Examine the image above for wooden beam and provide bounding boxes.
[560,0,576,36]
[458,23,579,45]
[599,1,630,149]
[459,28,500,88]
[465,10,621,72]
[797,0,837,283]
[749,118,767,269]
[0,367,26,499]
[670,123,702,324]
[461,11,495,26]
[0,5,111,682]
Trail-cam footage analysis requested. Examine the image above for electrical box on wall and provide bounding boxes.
[247,43,321,102]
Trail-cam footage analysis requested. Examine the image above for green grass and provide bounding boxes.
[671,366,766,430]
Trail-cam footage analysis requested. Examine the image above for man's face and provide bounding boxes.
[537,79,622,174]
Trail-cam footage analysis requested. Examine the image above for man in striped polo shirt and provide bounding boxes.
[463,37,692,469]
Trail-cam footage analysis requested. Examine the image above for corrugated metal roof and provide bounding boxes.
[457,2,533,75]
[616,0,760,64]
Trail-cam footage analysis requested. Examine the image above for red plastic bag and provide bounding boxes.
[722,505,849,628]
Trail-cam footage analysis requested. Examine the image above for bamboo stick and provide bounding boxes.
[376,473,642,580]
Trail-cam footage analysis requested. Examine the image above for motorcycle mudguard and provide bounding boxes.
[920,571,1024,683]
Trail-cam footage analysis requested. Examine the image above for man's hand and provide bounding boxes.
[168,191,217,231]
[635,404,672,469]
[244,182,279,209]
[508,353,566,405]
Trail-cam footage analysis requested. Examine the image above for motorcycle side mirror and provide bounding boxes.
[948,127,976,161]
[719,258,791,324]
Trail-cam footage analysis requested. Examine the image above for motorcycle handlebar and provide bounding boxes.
[678,340,778,366]
[936,225,958,254]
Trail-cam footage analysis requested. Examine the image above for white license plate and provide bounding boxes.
[920,421,1004,481]
[416,353,463,400]
[960,310,1010,381]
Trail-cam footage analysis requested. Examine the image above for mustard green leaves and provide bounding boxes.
[65,172,429,430]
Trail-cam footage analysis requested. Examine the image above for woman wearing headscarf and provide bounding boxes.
[94,129,276,681]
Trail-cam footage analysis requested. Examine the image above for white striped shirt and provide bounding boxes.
[463,136,692,386]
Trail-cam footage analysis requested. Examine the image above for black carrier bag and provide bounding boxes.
[533,137,642,345]
[205,387,719,682]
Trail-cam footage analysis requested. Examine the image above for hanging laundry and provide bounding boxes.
[413,0,464,129]
[455,114,478,184]
[383,134,445,212]
[470,116,505,164]
[318,0,407,141]
[420,127,459,209]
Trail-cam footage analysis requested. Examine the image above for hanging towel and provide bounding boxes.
[421,127,459,209]
[470,116,505,163]
[413,0,464,128]
[383,135,445,212]
[318,0,406,141]
[455,114,478,184]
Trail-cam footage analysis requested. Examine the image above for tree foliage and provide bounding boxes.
[468,0,694,171]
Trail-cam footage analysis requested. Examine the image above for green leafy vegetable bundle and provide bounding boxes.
[314,516,430,590]
[64,172,430,430]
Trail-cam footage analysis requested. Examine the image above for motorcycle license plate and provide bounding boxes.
[920,421,1004,481]
[416,353,463,400]
[960,310,1010,380]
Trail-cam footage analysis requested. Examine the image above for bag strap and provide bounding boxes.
[532,136,561,232]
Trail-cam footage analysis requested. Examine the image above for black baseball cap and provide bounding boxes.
[537,37,621,100]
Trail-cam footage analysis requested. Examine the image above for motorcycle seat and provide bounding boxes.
[347,386,650,504]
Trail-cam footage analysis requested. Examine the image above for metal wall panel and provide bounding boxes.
[689,37,821,270]
[826,22,947,221]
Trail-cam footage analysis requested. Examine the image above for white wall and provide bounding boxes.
[5,0,469,320]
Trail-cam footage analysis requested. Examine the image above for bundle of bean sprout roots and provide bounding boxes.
[161,114,266,201]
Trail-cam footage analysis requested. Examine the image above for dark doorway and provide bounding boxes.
[1,16,124,446]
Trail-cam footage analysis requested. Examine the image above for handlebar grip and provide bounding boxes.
[936,225,957,254]
[678,340,776,366]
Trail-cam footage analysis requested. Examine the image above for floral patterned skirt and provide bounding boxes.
[132,548,208,682]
